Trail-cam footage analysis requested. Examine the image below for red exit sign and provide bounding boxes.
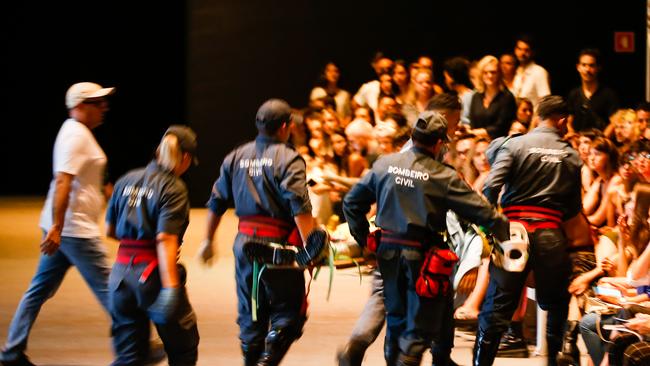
[614,32,635,53]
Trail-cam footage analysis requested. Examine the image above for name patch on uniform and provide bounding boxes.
[240,158,273,177]
[388,165,429,188]
[528,147,567,163]
[122,185,154,207]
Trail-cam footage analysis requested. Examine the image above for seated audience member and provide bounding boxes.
[469,137,491,193]
[310,61,352,122]
[468,55,517,139]
[636,102,650,140]
[353,53,393,116]
[344,118,376,175]
[451,133,477,184]
[443,56,475,125]
[353,105,376,126]
[583,137,619,228]
[402,68,437,127]
[392,60,412,104]
[580,183,650,366]
[604,108,639,148]
[576,129,604,192]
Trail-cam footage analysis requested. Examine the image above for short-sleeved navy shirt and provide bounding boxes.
[207,135,312,221]
[106,161,190,241]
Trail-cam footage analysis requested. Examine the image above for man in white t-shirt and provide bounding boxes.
[0,82,114,366]
[353,54,393,115]
[512,35,551,109]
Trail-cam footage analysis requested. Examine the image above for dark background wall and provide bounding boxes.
[1,1,647,207]
[0,2,186,195]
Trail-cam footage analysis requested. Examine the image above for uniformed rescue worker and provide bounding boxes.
[343,110,509,366]
[106,125,200,365]
[198,99,316,366]
[474,95,582,366]
[338,93,464,366]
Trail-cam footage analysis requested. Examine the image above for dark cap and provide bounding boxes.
[164,125,198,165]
[411,110,449,146]
[255,99,292,132]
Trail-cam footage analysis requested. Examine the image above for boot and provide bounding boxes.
[556,321,580,366]
[256,329,294,366]
[337,340,367,366]
[431,354,459,366]
[0,353,36,366]
[496,321,529,358]
[144,338,166,365]
[385,340,400,366]
[397,353,422,366]
[473,328,501,366]
[242,342,264,366]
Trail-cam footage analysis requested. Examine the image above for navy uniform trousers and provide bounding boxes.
[109,262,199,366]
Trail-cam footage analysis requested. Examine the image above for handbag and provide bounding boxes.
[415,248,459,298]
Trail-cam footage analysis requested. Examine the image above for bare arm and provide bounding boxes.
[629,241,650,281]
[157,232,180,288]
[106,223,117,240]
[587,188,611,227]
[204,209,222,242]
[197,209,222,265]
[40,172,74,255]
[294,212,316,242]
[582,177,602,215]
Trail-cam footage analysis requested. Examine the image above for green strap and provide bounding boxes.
[327,243,335,301]
[251,260,266,322]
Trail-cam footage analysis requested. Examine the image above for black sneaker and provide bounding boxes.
[496,331,529,358]
[0,354,36,366]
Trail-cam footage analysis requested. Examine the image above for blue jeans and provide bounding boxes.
[347,269,385,348]
[580,312,616,365]
[0,236,110,361]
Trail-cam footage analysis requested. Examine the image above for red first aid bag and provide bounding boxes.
[366,229,381,253]
[415,248,459,298]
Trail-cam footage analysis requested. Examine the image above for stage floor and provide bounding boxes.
[0,197,555,365]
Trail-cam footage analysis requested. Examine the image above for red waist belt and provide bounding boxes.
[502,205,562,232]
[117,238,158,283]
[238,215,303,247]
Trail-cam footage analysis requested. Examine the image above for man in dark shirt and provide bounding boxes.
[475,95,582,366]
[567,48,619,132]
[344,110,508,366]
[198,99,315,366]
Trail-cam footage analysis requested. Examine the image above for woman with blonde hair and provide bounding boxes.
[604,108,639,148]
[402,68,437,126]
[468,55,517,139]
[106,126,199,365]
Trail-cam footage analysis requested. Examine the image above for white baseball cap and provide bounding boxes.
[65,82,115,109]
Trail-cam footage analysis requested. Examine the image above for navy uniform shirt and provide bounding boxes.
[106,161,190,241]
[207,135,312,220]
[483,126,582,219]
[343,146,506,247]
